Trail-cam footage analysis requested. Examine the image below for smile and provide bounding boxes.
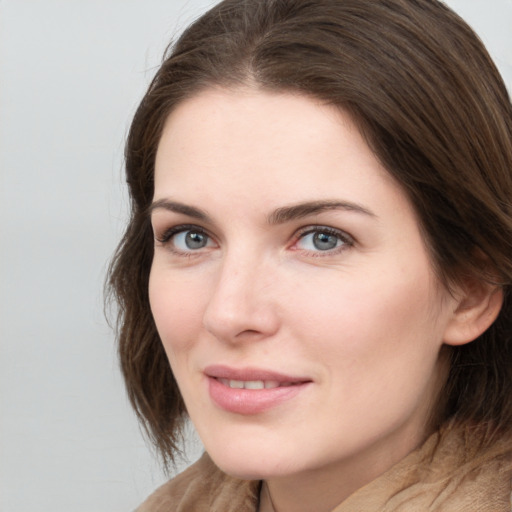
[217,379,299,390]
[205,365,312,415]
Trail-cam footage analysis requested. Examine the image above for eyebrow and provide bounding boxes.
[149,199,210,221]
[268,200,376,224]
[149,199,376,224]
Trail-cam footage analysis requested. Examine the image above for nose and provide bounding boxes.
[202,252,280,343]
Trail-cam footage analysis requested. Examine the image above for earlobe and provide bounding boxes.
[443,280,503,347]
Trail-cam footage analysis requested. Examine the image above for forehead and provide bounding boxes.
[158,89,380,176]
[155,87,350,170]
[153,87,412,223]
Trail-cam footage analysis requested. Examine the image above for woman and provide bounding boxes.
[108,0,512,510]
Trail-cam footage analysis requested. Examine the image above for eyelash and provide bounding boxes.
[155,224,204,244]
[293,226,354,255]
[155,224,213,256]
[154,224,354,257]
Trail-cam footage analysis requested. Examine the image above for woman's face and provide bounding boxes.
[149,88,459,486]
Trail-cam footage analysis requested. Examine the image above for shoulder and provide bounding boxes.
[135,453,260,512]
[337,422,512,512]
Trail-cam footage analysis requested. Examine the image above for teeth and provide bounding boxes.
[244,380,265,390]
[217,379,283,389]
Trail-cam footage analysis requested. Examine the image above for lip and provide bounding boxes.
[204,365,312,415]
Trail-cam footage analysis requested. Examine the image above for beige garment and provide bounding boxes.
[137,423,512,512]
[136,454,259,512]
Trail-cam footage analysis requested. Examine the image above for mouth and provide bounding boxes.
[216,378,302,390]
[204,365,312,414]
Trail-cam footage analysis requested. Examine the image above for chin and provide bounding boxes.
[210,455,293,481]
[201,433,301,480]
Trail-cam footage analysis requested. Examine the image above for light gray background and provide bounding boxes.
[1,1,511,511]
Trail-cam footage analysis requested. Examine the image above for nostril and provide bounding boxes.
[237,329,261,336]
[203,306,279,342]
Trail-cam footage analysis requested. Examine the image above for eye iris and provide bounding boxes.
[185,231,207,249]
[313,232,339,250]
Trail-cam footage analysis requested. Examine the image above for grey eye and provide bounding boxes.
[312,232,340,250]
[296,230,346,252]
[173,230,212,250]
[185,231,208,249]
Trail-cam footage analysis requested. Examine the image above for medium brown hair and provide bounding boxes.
[107,0,512,466]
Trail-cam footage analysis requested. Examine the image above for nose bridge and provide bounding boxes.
[202,246,278,342]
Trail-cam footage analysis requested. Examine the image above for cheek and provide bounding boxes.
[148,264,207,355]
[293,265,446,423]
[289,259,443,366]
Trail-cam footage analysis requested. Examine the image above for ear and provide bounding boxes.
[443,277,503,346]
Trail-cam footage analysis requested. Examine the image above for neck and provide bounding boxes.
[259,424,430,512]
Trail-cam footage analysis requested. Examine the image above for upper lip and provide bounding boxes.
[204,364,311,383]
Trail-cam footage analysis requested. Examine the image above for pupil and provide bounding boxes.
[313,232,338,250]
[185,231,206,249]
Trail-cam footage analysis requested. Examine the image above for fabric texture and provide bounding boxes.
[136,423,512,512]
[137,454,260,512]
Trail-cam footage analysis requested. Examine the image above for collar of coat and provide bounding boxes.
[137,421,512,512]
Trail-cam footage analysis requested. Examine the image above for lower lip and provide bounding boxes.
[207,377,309,415]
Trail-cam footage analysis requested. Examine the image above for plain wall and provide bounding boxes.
[1,1,510,511]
